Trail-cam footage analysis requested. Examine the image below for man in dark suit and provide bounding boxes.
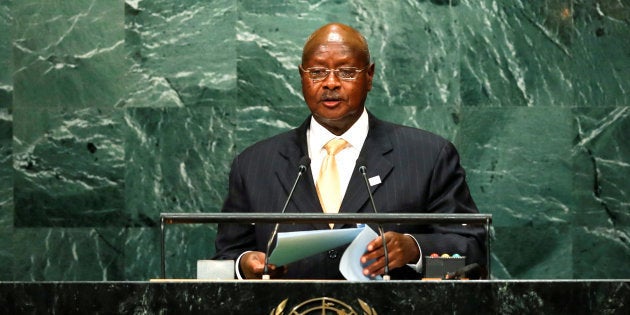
[214,23,485,279]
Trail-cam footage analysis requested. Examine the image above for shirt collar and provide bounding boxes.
[308,108,369,153]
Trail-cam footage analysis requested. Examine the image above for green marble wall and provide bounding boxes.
[1,0,628,280]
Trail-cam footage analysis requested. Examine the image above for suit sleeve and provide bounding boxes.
[412,141,486,268]
[213,155,257,260]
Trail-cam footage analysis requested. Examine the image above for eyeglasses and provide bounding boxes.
[299,64,370,82]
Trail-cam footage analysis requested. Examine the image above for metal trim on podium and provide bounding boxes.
[159,212,492,279]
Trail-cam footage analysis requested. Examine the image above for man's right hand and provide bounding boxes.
[240,251,287,279]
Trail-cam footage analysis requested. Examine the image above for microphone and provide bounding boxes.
[357,157,390,281]
[262,156,310,280]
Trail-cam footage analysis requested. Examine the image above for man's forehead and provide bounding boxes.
[302,24,369,63]
[313,41,352,52]
[308,35,358,55]
[325,32,343,43]
[305,43,356,63]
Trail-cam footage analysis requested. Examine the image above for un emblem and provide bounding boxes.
[270,297,377,315]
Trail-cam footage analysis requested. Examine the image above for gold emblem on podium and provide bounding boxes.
[270,297,377,315]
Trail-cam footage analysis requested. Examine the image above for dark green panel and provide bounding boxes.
[8,228,125,281]
[13,107,126,227]
[360,2,460,108]
[492,224,572,279]
[0,0,11,227]
[458,0,576,107]
[124,0,236,108]
[235,105,309,151]
[0,112,12,281]
[0,113,11,227]
[124,106,235,226]
[12,0,126,109]
[0,0,13,281]
[572,107,630,229]
[124,225,218,280]
[368,105,459,143]
[0,0,12,112]
[458,0,630,107]
[573,226,630,278]
[572,1,630,106]
[459,107,575,227]
[123,227,162,280]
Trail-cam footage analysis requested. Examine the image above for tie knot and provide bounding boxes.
[324,138,348,156]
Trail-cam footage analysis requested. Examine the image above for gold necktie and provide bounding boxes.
[316,138,348,227]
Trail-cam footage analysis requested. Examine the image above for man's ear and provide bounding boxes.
[366,63,375,91]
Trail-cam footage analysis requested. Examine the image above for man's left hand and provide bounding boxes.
[360,232,420,278]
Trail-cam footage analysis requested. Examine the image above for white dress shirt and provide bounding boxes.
[307,109,369,197]
[307,109,422,273]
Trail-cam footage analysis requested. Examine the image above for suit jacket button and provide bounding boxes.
[328,250,338,259]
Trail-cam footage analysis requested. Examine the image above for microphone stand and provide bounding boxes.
[358,164,391,281]
[262,158,309,280]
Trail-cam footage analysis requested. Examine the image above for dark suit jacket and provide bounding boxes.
[214,112,486,279]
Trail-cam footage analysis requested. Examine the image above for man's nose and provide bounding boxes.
[322,71,341,89]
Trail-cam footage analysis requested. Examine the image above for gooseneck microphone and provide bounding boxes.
[262,156,310,280]
[357,157,391,281]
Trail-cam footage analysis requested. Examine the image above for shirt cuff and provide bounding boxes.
[234,251,251,280]
[404,234,423,273]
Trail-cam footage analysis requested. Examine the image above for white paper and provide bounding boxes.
[339,225,382,281]
[268,227,363,266]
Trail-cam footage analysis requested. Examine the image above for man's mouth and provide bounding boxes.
[321,93,342,107]
[322,99,341,106]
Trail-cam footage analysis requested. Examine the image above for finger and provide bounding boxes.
[242,252,267,279]
[360,247,383,264]
[248,262,265,276]
[363,248,408,276]
[363,236,387,261]
[267,264,283,272]
[366,236,383,251]
[363,255,387,276]
[364,264,386,277]
[362,233,410,275]
[249,258,266,271]
[244,266,263,279]
[269,265,287,278]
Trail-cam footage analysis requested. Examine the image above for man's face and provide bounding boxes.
[300,41,374,135]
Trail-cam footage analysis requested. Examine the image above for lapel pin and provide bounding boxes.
[368,175,381,186]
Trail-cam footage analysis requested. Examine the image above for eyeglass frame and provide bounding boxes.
[299,64,372,82]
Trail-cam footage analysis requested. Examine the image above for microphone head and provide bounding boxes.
[298,156,311,172]
[356,156,367,174]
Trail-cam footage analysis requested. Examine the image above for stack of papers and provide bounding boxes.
[268,226,382,281]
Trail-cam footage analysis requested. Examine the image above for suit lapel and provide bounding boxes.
[339,114,393,219]
[275,114,395,230]
[275,118,323,221]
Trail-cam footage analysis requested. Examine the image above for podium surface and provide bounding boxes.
[2,280,628,314]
